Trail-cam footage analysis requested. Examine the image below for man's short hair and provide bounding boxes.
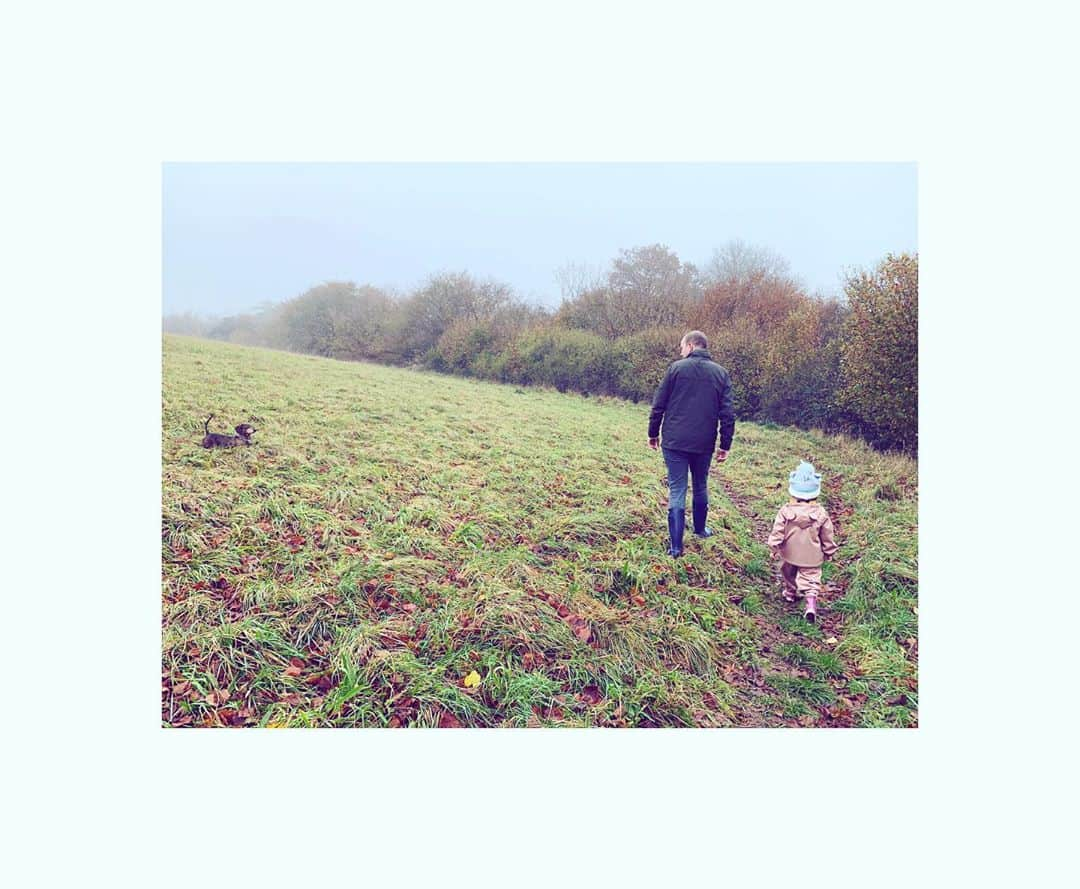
[681,330,708,349]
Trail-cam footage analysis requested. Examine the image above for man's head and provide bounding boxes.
[680,330,708,357]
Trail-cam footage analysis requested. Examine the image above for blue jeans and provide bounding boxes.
[662,447,712,511]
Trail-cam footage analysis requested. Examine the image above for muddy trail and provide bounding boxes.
[713,473,862,727]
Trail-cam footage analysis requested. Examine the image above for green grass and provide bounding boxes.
[161,335,918,728]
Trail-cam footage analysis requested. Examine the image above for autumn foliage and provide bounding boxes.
[164,247,918,453]
[837,254,918,451]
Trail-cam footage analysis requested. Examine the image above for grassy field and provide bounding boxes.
[162,335,918,728]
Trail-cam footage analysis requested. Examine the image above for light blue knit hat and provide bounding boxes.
[789,460,822,499]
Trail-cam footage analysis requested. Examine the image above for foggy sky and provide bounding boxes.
[162,162,917,315]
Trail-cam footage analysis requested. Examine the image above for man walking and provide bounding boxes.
[648,330,736,557]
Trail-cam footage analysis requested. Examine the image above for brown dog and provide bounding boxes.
[200,414,256,448]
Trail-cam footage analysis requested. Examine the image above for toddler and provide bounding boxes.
[767,461,838,622]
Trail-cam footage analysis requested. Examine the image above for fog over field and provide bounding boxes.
[163,162,917,316]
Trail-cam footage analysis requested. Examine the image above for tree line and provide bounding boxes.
[164,242,917,453]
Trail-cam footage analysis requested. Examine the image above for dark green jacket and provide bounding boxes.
[648,349,735,453]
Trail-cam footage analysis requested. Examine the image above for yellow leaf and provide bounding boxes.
[463,670,481,688]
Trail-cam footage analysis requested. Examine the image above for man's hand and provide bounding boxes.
[716,448,729,462]
[648,437,659,450]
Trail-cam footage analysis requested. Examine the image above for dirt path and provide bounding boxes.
[715,474,859,727]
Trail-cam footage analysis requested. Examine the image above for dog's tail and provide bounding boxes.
[204,414,214,435]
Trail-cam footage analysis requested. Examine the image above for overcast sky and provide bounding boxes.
[162,162,917,315]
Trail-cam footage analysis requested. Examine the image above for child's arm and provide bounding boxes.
[766,510,786,556]
[819,513,839,558]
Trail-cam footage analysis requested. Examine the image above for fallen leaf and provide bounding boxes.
[568,616,591,642]
[579,685,602,705]
[438,711,462,728]
[284,665,303,677]
[825,636,839,645]
[209,576,233,594]
[827,703,853,723]
[463,670,481,688]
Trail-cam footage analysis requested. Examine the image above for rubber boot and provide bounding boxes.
[804,595,817,623]
[667,508,685,557]
[692,499,713,538]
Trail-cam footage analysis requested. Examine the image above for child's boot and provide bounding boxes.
[804,595,817,622]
